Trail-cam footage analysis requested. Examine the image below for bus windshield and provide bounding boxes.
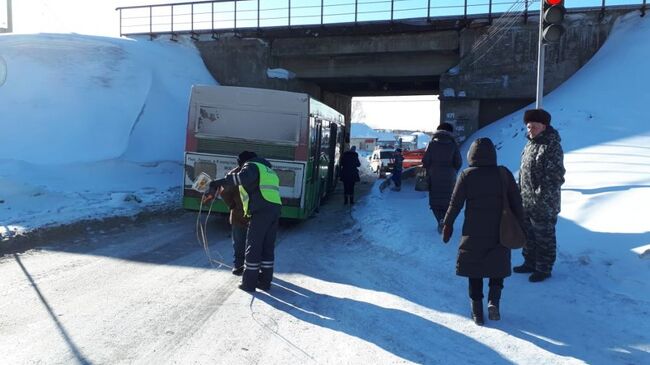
[195,105,301,144]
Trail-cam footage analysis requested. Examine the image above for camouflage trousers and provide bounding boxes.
[522,215,558,274]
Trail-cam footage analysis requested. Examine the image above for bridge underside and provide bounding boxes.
[193,7,636,141]
[305,75,439,96]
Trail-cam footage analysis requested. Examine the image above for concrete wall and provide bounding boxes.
[195,35,352,135]
[439,9,634,142]
[193,8,638,144]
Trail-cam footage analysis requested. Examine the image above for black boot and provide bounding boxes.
[487,300,500,321]
[471,300,484,326]
[240,268,258,292]
[344,195,349,205]
[257,268,273,291]
[349,195,354,205]
[513,263,535,274]
[529,271,551,282]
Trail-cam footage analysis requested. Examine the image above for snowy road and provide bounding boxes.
[2,178,649,364]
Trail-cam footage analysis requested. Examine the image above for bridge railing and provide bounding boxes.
[116,0,648,36]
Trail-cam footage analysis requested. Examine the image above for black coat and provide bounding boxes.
[339,150,361,183]
[421,130,462,210]
[443,138,524,278]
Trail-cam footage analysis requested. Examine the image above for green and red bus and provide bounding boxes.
[183,85,346,219]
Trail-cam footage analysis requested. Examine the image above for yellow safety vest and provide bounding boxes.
[239,162,282,217]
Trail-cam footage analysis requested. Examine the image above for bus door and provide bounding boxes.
[311,119,323,203]
[326,123,338,193]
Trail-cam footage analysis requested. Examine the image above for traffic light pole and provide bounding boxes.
[535,0,545,108]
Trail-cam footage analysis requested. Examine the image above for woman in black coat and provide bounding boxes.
[441,137,524,325]
[340,146,361,205]
[421,123,462,232]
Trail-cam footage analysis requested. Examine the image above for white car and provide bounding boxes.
[369,148,395,178]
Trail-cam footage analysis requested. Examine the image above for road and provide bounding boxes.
[1,178,394,364]
[3,173,648,365]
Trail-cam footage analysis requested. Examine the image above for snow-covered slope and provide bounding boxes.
[0,34,217,238]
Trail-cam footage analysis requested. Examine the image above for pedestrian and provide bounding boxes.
[441,137,524,325]
[390,147,404,191]
[218,154,253,276]
[422,122,462,233]
[513,109,565,282]
[205,151,282,292]
[339,145,361,205]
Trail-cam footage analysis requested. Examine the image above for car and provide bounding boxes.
[369,148,395,178]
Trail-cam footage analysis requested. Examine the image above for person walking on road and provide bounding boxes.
[390,147,404,191]
[513,109,565,283]
[218,154,253,276]
[339,145,361,205]
[205,151,282,292]
[422,122,462,233]
[441,138,524,325]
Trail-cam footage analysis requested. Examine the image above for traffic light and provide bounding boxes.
[542,0,566,43]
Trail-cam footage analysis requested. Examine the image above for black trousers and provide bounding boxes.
[468,277,504,303]
[242,208,280,290]
[343,180,355,195]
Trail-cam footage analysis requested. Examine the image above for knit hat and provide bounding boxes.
[237,151,257,166]
[523,109,551,125]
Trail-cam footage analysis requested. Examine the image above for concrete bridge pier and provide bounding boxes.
[438,10,628,143]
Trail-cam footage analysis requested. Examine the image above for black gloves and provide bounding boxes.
[202,180,222,204]
[442,224,453,243]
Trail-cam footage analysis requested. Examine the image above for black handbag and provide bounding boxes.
[498,167,526,249]
[415,168,429,191]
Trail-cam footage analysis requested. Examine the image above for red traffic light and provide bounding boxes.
[545,0,563,5]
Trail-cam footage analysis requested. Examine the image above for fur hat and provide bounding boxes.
[524,109,551,125]
[237,151,257,166]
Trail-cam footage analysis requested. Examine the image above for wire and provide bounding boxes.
[196,192,231,270]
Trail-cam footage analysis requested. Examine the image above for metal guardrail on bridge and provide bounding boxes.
[116,0,648,37]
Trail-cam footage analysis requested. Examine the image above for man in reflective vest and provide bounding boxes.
[206,151,282,292]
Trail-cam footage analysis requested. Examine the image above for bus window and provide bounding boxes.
[275,169,296,187]
[321,121,330,152]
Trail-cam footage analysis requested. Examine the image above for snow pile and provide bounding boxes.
[350,122,380,138]
[0,33,217,239]
[411,131,431,149]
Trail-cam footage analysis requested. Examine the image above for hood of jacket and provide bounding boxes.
[431,130,455,144]
[467,137,497,167]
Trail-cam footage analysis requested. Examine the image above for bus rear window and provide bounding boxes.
[195,105,301,144]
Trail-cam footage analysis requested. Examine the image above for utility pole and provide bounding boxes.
[535,0,566,108]
[535,0,545,108]
[1,0,11,33]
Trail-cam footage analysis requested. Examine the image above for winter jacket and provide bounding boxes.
[215,157,282,216]
[339,150,361,183]
[443,138,524,278]
[220,167,250,227]
[519,126,565,219]
[421,130,462,210]
[392,153,404,172]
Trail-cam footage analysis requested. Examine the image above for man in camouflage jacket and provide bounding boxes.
[513,109,565,282]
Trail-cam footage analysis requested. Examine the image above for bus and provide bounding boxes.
[183,85,346,219]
